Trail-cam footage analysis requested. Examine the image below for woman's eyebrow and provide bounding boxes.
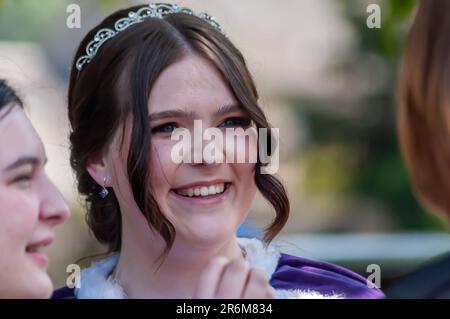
[3,156,45,172]
[148,103,242,121]
[214,103,242,117]
[148,109,196,121]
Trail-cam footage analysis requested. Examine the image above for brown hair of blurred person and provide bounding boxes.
[397,0,450,222]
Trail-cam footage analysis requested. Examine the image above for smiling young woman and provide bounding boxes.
[53,3,384,299]
[0,80,70,298]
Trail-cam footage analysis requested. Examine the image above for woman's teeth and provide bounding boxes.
[175,183,226,197]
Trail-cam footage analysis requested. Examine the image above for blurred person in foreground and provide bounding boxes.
[0,80,70,298]
[388,0,450,298]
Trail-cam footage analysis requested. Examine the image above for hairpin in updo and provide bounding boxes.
[75,3,225,72]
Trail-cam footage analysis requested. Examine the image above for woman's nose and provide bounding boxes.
[39,176,70,226]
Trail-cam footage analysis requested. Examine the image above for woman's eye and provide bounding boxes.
[13,175,32,188]
[219,117,252,128]
[151,123,178,134]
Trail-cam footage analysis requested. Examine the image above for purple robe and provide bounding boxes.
[270,253,384,298]
[52,253,384,299]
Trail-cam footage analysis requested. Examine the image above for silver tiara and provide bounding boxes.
[75,3,224,71]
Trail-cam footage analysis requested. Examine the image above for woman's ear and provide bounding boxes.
[86,153,111,187]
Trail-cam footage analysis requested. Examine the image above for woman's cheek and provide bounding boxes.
[233,162,257,192]
[237,160,256,176]
[150,140,178,187]
[0,191,38,257]
[10,193,39,235]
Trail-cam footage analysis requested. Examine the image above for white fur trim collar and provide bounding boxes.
[75,237,342,299]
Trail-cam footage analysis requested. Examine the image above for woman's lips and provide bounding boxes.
[174,183,226,197]
[170,182,232,206]
[26,251,49,268]
[25,237,53,268]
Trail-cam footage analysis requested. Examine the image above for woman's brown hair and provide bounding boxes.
[68,4,290,257]
[0,80,23,120]
[397,0,450,221]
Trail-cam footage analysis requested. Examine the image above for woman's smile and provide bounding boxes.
[170,180,233,206]
[25,236,53,268]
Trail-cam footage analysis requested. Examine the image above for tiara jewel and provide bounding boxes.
[75,3,225,71]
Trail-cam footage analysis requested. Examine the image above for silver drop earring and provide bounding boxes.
[99,176,109,198]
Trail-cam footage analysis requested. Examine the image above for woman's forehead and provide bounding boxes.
[148,55,237,114]
[0,106,45,169]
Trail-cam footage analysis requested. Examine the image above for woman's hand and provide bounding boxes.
[194,257,274,299]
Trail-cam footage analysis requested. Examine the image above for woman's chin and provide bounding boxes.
[179,224,239,247]
[20,267,53,299]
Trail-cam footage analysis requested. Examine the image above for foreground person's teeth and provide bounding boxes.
[175,183,226,197]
